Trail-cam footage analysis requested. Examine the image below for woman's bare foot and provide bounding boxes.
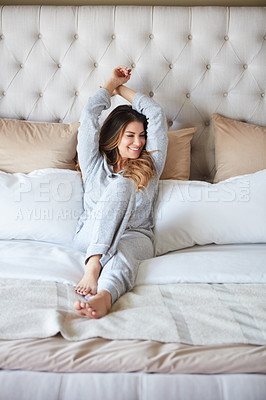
[74,290,112,319]
[75,255,102,296]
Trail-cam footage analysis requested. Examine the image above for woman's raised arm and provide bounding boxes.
[115,84,136,104]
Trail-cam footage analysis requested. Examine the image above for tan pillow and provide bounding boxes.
[0,118,80,173]
[213,114,266,183]
[160,127,197,180]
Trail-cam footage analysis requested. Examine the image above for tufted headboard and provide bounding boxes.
[0,5,265,182]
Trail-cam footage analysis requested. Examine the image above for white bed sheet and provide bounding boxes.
[0,239,265,286]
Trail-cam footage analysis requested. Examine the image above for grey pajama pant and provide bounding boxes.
[73,177,154,303]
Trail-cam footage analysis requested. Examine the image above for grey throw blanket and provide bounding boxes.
[0,279,265,345]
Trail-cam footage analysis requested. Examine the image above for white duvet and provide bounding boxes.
[1,239,265,286]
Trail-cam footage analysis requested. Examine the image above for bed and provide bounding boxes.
[0,5,266,400]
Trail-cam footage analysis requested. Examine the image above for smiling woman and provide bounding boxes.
[98,101,156,186]
[98,99,152,180]
[73,66,168,319]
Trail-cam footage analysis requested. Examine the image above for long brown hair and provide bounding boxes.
[99,105,156,190]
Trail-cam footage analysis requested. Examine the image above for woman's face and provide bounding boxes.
[118,121,146,160]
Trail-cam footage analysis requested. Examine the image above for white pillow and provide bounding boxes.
[154,169,266,256]
[0,169,83,246]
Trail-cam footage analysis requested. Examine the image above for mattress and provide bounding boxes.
[1,370,266,400]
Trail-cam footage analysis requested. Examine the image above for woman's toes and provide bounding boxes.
[76,287,90,295]
[85,306,95,318]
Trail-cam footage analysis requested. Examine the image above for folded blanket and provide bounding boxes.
[0,279,265,345]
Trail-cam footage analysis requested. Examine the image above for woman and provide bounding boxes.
[73,66,168,319]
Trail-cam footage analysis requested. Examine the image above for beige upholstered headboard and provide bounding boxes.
[0,5,265,181]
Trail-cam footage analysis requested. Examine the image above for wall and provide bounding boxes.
[1,1,266,7]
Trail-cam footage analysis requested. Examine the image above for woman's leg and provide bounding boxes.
[75,178,137,296]
[74,230,154,318]
[97,230,154,303]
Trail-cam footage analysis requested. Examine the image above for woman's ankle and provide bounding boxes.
[86,255,102,268]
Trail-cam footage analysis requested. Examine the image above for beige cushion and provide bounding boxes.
[213,114,266,183]
[160,127,197,180]
[0,118,80,173]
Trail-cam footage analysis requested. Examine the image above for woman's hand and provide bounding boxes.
[103,66,131,96]
[111,66,131,86]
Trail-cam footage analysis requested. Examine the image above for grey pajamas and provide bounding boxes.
[73,88,167,303]
[98,230,154,303]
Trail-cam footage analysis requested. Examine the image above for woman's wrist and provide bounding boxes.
[103,78,121,96]
[85,254,102,265]
[103,67,131,96]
